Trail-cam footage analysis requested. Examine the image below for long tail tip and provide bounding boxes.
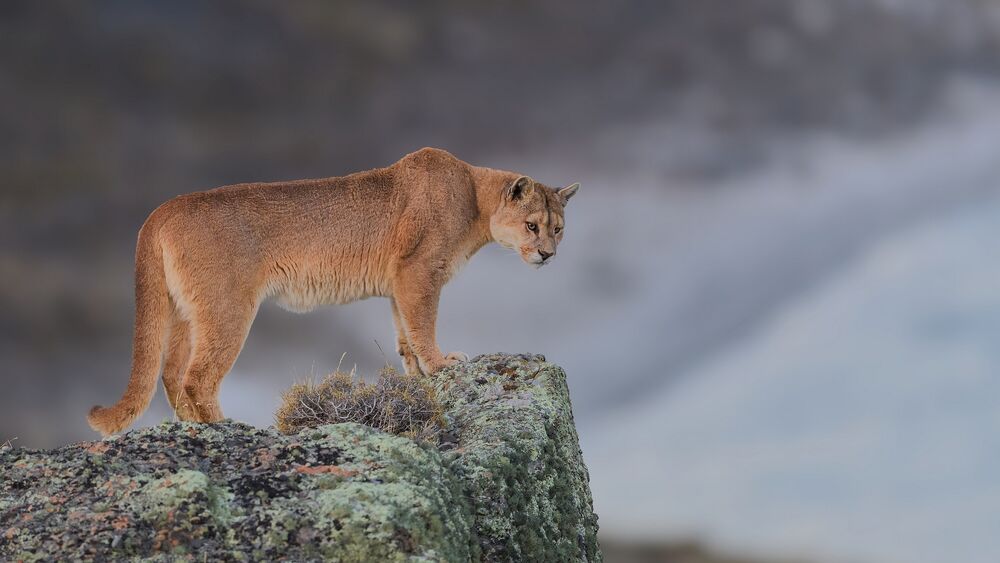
[87,405,118,437]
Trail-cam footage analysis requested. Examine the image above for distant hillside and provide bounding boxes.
[3,1,998,209]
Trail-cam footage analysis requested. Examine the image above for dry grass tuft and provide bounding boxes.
[275,367,444,441]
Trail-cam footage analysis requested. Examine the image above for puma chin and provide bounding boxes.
[86,147,579,436]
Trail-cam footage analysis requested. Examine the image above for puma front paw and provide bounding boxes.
[446,351,470,363]
[401,356,424,376]
[421,351,469,374]
[397,342,425,376]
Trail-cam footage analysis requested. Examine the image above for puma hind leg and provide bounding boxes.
[179,294,259,423]
[162,308,197,421]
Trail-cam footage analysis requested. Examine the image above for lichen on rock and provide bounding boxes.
[432,353,601,562]
[0,354,600,561]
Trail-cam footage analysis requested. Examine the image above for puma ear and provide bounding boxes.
[507,176,533,201]
[557,182,580,205]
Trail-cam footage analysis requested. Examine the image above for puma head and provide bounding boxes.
[490,176,579,268]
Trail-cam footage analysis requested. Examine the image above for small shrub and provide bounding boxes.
[275,367,444,441]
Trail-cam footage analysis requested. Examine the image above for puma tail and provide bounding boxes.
[88,213,171,436]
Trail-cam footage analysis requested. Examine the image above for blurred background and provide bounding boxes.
[3,1,1000,561]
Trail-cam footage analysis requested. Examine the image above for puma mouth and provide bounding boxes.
[525,257,547,269]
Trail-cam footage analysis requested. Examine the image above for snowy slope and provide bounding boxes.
[585,193,1000,563]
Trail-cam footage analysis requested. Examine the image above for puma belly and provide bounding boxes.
[271,271,386,313]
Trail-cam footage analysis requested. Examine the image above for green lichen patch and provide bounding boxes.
[246,424,474,561]
[433,354,602,562]
[0,421,472,561]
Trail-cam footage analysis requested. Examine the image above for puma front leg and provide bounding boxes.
[392,267,467,374]
[390,298,423,376]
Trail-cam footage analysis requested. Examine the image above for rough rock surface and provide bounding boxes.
[0,354,600,562]
[433,354,600,561]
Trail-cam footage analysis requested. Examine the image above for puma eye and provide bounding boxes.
[554,227,562,234]
[526,222,538,233]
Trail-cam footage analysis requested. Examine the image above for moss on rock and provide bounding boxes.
[433,354,602,562]
[0,354,599,561]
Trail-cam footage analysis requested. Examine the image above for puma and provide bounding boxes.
[87,147,579,435]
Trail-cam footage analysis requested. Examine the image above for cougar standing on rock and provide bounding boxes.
[88,148,579,435]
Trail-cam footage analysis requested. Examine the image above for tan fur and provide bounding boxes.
[87,148,579,435]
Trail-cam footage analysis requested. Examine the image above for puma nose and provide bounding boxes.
[538,250,553,261]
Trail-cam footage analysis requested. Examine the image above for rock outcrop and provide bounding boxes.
[0,354,600,561]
